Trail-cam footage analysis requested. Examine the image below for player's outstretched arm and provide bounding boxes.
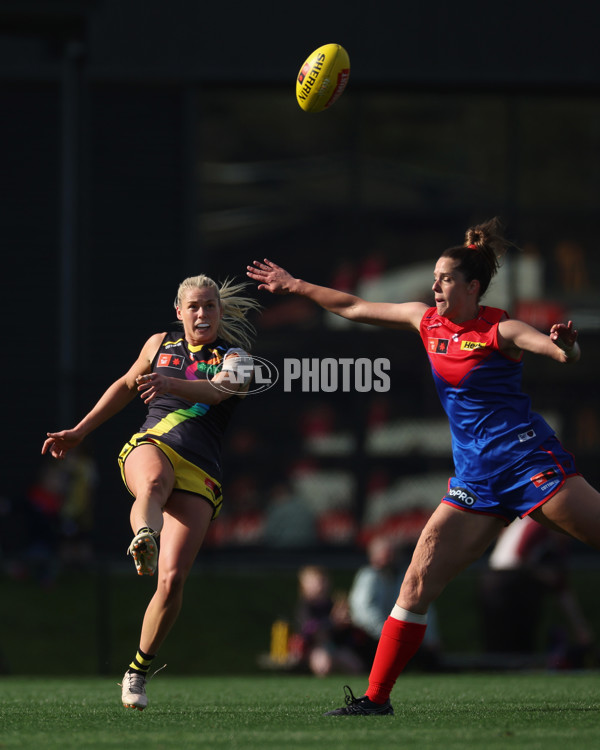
[498,318,580,364]
[42,378,139,459]
[42,333,165,459]
[247,258,426,330]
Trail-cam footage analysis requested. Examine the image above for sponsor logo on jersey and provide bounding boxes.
[518,428,536,443]
[446,486,477,507]
[460,340,487,350]
[157,353,184,370]
[530,469,561,492]
[428,337,450,354]
[163,338,184,349]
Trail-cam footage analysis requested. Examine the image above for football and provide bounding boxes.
[296,43,350,113]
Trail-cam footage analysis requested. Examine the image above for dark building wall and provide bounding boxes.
[2,1,600,86]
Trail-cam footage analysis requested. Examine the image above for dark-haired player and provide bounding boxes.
[248,218,599,715]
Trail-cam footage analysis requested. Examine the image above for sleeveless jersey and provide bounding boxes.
[419,306,554,480]
[136,333,242,481]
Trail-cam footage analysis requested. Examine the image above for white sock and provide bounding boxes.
[390,604,427,625]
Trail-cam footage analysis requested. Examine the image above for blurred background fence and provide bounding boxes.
[1,0,600,675]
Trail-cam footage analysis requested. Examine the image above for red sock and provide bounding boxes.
[366,617,427,704]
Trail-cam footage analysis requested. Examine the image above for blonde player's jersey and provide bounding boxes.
[135,333,243,481]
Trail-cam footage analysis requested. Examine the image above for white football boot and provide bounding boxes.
[121,670,148,711]
[127,528,158,576]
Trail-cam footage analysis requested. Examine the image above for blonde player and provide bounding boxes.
[43,275,259,710]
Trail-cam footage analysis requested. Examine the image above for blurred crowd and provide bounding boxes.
[265,537,443,677]
[263,523,598,676]
[0,448,96,586]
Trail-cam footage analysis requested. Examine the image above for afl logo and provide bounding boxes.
[246,356,280,394]
[297,62,311,85]
[447,487,477,507]
[210,355,280,396]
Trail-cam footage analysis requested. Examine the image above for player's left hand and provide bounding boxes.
[137,372,170,403]
[550,320,578,351]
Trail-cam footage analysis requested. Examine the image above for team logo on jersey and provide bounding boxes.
[157,353,184,370]
[530,469,560,490]
[460,340,487,350]
[428,338,449,354]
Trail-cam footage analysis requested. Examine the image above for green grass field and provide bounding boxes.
[0,673,599,750]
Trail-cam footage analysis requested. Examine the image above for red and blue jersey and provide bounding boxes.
[419,306,554,480]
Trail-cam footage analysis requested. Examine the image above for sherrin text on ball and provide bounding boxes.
[296,43,350,112]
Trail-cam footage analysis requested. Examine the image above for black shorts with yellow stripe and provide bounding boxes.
[118,434,223,519]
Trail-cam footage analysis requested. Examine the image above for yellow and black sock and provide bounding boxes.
[128,648,155,675]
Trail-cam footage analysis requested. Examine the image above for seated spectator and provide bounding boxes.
[349,537,443,669]
[291,565,370,676]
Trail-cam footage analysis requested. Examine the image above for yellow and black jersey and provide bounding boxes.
[134,333,242,481]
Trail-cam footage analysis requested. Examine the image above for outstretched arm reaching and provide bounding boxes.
[247,258,427,331]
[41,332,165,459]
[498,318,581,364]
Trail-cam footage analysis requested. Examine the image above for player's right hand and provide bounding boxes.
[42,429,83,459]
[247,259,295,294]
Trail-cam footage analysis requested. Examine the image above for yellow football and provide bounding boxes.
[296,43,350,113]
